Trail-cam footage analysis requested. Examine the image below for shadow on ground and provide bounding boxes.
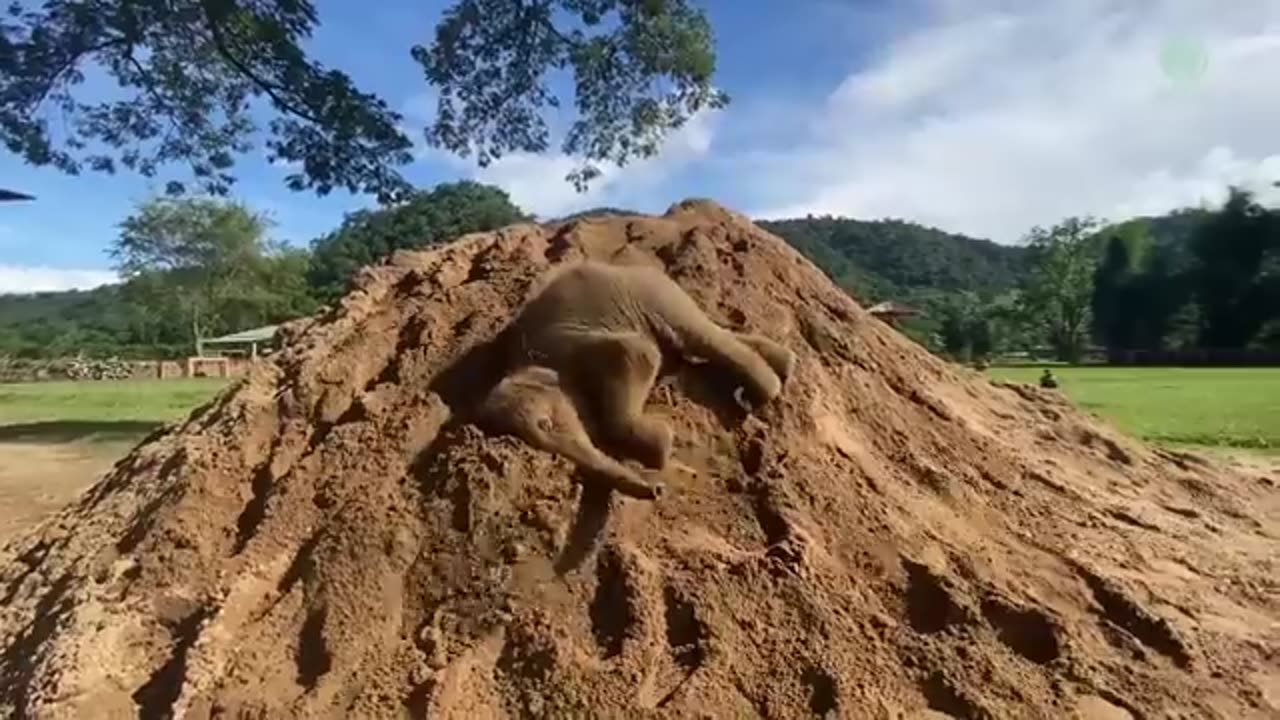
[0,421,161,445]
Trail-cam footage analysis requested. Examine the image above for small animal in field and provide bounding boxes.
[479,260,795,500]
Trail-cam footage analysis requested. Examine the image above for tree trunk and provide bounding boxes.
[192,305,205,357]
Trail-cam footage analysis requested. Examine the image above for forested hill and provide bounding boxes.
[756,216,1027,301]
[551,208,1030,303]
[0,209,1034,358]
[0,199,1245,361]
[0,285,135,358]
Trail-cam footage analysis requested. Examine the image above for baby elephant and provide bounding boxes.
[479,260,795,500]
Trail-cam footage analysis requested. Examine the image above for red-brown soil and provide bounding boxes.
[2,199,1277,719]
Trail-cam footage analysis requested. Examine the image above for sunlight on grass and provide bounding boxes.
[0,378,232,443]
[3,370,1277,456]
[988,366,1280,453]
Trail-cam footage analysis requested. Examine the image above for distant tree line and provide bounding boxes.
[0,181,526,358]
[769,187,1279,363]
[1013,187,1279,362]
[755,216,1031,355]
[1,183,1276,363]
[1090,190,1280,356]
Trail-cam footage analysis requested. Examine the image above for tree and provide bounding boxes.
[937,292,976,360]
[969,313,994,359]
[1018,216,1102,362]
[931,290,1000,362]
[0,285,145,358]
[223,246,319,329]
[984,290,1034,356]
[1091,234,1138,350]
[1,0,727,202]
[1256,245,1280,349]
[306,181,528,300]
[939,303,972,360]
[1131,241,1198,350]
[1190,186,1278,348]
[111,196,316,351]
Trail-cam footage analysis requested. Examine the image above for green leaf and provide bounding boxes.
[1,0,725,200]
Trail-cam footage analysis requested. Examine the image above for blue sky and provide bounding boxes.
[3,0,1280,293]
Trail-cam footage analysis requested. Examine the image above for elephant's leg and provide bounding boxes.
[733,332,796,384]
[677,321,785,409]
[558,330,674,470]
[480,365,661,500]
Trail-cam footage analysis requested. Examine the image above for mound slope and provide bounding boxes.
[2,199,1278,719]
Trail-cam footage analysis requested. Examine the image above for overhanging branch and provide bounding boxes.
[197,0,325,127]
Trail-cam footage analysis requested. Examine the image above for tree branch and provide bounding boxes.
[123,51,183,151]
[197,0,325,126]
[27,36,131,114]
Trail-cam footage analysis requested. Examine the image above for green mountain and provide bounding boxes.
[757,216,1028,302]
[0,285,144,358]
[11,209,1205,360]
[0,211,1031,358]
[549,209,1032,303]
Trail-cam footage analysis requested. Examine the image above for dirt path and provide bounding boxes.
[0,441,130,546]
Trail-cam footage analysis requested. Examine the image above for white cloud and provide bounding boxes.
[397,84,721,217]
[741,0,1280,242]
[0,265,118,294]
[397,90,438,162]
[468,109,720,218]
[1114,146,1280,218]
[267,156,303,171]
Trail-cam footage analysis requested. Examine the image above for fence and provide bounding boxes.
[185,356,255,378]
[0,355,260,383]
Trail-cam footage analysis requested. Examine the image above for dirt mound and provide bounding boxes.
[2,199,1278,719]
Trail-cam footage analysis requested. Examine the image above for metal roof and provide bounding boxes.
[203,324,279,345]
[867,300,922,316]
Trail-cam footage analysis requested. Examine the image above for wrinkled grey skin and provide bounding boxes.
[479,261,795,500]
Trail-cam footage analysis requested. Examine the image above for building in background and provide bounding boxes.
[867,300,923,329]
[187,324,280,378]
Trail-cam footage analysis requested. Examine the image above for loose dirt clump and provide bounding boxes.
[2,199,1278,719]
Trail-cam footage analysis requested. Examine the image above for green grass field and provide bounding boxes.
[0,378,230,444]
[1,368,1278,454]
[987,366,1280,453]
